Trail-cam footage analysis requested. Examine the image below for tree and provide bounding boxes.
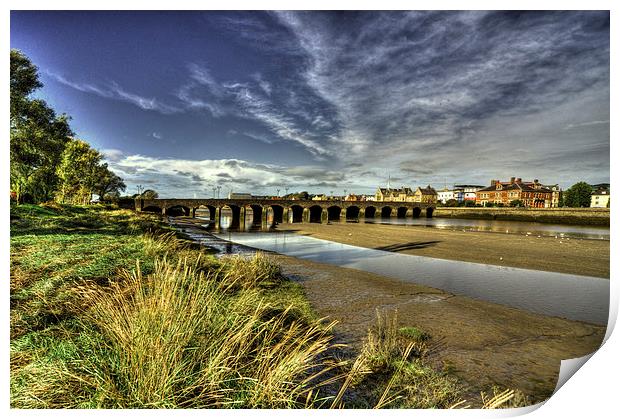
[10,50,73,203]
[509,199,524,207]
[563,182,592,207]
[10,49,42,118]
[56,139,103,205]
[95,163,126,202]
[141,189,159,199]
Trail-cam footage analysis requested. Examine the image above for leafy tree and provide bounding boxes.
[56,139,103,205]
[464,200,476,207]
[563,182,592,207]
[141,189,159,199]
[10,49,73,203]
[95,163,126,201]
[509,199,524,207]
[10,49,42,118]
[444,198,459,207]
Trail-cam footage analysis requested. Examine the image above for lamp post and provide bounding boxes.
[217,186,221,199]
[343,189,347,201]
[277,188,280,198]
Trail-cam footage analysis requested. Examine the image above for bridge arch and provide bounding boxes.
[195,204,215,220]
[221,204,242,229]
[364,206,377,218]
[412,207,422,218]
[268,204,285,224]
[397,207,408,218]
[346,206,360,220]
[327,205,342,222]
[249,204,263,225]
[308,205,323,223]
[426,207,434,218]
[166,205,190,217]
[290,205,304,223]
[380,206,393,218]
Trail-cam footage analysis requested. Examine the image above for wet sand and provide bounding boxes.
[278,222,610,278]
[271,253,605,404]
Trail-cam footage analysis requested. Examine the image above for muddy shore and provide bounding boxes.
[270,253,605,404]
[277,222,610,278]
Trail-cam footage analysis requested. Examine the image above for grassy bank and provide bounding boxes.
[10,204,522,408]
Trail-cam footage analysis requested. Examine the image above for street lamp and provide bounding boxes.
[343,189,347,200]
[216,186,221,199]
[277,188,280,197]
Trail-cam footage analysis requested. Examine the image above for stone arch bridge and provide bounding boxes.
[136,198,436,229]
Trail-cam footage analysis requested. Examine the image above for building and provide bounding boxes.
[475,177,555,207]
[375,187,415,202]
[228,192,253,199]
[436,188,455,204]
[543,184,562,208]
[591,186,610,208]
[413,185,438,203]
[312,194,327,201]
[345,194,364,201]
[453,185,484,203]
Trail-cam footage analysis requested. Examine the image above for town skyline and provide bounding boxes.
[10,11,610,197]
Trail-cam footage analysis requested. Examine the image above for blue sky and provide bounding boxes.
[10,11,610,197]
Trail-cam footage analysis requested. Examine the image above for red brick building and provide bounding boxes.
[475,178,555,207]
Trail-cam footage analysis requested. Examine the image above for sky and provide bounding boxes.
[10,10,610,198]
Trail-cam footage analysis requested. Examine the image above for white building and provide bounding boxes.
[453,184,484,203]
[591,187,610,208]
[437,188,455,204]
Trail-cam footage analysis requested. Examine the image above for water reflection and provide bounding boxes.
[213,231,609,325]
[195,207,274,231]
[195,208,609,240]
[355,217,609,240]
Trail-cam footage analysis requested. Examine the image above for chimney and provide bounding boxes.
[510,177,516,184]
[491,179,497,186]
[516,178,522,184]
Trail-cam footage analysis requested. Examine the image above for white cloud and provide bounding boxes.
[47,71,182,114]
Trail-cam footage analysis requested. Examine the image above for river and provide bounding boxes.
[176,216,609,325]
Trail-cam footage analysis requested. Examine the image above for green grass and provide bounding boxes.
[10,204,526,409]
[10,204,336,408]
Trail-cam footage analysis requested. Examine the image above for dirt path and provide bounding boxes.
[278,222,609,278]
[270,254,605,404]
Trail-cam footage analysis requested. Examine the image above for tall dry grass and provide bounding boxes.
[73,253,339,408]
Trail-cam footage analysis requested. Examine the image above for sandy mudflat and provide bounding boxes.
[277,222,609,278]
[270,253,606,405]
[172,217,608,404]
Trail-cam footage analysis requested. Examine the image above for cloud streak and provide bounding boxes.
[47,71,182,114]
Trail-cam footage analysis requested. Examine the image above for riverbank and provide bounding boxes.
[270,253,605,404]
[279,222,609,278]
[13,204,525,408]
[433,207,609,226]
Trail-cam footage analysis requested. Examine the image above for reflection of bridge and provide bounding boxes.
[136,198,436,229]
